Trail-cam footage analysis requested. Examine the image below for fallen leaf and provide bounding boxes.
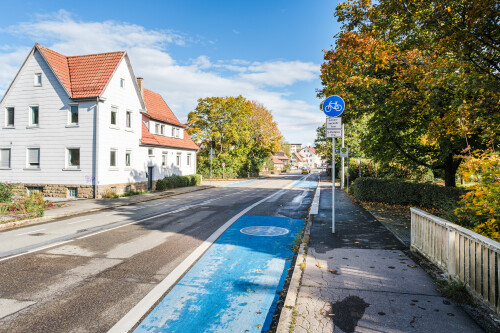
[256,324,262,328]
[315,264,324,269]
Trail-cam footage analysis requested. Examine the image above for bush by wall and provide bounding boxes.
[0,183,16,203]
[350,177,465,210]
[156,174,202,191]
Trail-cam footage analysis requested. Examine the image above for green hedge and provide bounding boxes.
[350,177,465,210]
[156,174,202,191]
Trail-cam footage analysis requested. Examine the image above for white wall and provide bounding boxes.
[0,48,96,185]
[97,56,146,186]
[142,147,197,181]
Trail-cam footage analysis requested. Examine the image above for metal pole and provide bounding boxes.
[210,156,212,184]
[341,123,345,190]
[332,137,335,233]
[358,159,361,178]
[346,157,349,193]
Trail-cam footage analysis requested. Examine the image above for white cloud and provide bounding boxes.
[0,11,323,144]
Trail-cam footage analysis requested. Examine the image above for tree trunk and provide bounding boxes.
[443,153,461,187]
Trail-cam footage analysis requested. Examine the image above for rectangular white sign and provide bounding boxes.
[326,117,342,130]
[326,129,342,138]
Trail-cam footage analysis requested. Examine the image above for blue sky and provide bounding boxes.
[0,0,342,145]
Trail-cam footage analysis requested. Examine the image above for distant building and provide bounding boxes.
[289,144,302,153]
[290,152,306,168]
[299,146,322,168]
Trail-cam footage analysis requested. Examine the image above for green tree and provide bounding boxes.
[318,0,499,186]
[187,96,282,177]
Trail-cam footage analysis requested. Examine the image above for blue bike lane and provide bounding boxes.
[134,215,303,333]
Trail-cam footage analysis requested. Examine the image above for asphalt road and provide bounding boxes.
[0,172,317,333]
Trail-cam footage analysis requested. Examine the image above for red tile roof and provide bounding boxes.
[143,88,185,127]
[272,156,284,164]
[306,146,317,154]
[36,44,124,99]
[294,152,306,162]
[141,124,199,151]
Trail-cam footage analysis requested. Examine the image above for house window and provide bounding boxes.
[6,107,14,127]
[126,111,132,128]
[120,78,125,88]
[125,185,131,193]
[27,186,43,195]
[171,127,175,137]
[176,153,181,167]
[69,105,78,125]
[148,148,154,156]
[110,149,117,167]
[125,150,131,166]
[34,73,42,86]
[111,106,118,125]
[187,153,191,167]
[162,153,168,168]
[30,106,39,126]
[0,148,11,168]
[67,148,80,168]
[155,124,160,134]
[175,128,180,138]
[68,187,78,198]
[161,125,165,135]
[27,148,40,168]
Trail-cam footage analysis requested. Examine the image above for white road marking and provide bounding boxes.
[16,228,45,236]
[0,240,74,263]
[108,175,308,333]
[67,218,91,225]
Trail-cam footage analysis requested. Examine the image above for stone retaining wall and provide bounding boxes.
[9,180,159,199]
[12,184,94,198]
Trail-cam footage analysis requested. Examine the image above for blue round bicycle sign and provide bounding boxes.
[322,95,345,117]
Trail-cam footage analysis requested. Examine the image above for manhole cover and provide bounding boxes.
[240,226,289,237]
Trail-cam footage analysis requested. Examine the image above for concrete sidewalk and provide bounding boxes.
[0,185,212,230]
[287,178,483,332]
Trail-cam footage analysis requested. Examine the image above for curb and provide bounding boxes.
[0,186,213,231]
[276,182,319,333]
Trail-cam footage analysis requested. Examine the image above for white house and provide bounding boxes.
[0,43,198,198]
[298,146,322,168]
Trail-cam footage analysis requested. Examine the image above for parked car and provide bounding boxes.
[301,167,310,174]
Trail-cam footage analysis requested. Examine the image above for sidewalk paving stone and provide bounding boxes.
[291,178,483,333]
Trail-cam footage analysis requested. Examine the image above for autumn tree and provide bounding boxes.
[187,96,282,177]
[318,0,499,186]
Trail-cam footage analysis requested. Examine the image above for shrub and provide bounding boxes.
[350,177,465,210]
[455,151,500,241]
[102,188,119,199]
[156,174,202,191]
[0,183,16,203]
[11,192,45,218]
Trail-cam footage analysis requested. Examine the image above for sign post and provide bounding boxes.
[222,162,225,179]
[323,95,345,233]
[209,148,215,183]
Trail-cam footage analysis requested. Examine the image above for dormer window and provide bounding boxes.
[34,73,42,86]
[120,78,125,88]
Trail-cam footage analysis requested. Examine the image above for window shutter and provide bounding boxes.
[29,148,39,164]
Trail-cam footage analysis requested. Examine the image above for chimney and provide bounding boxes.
[137,77,144,97]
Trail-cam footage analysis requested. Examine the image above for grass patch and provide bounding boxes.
[437,279,475,306]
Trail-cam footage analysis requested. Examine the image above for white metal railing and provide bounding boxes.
[411,207,500,314]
